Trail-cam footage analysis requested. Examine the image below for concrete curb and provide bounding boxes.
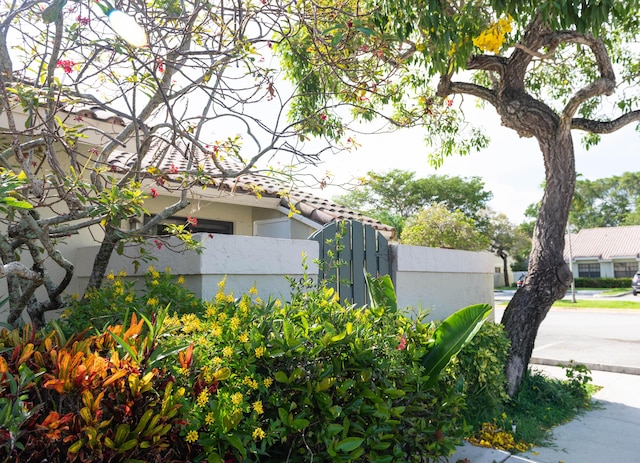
[531,357,640,376]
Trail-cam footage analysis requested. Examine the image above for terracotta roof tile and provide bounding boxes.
[564,225,640,260]
[107,139,395,237]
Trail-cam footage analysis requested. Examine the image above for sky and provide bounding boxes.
[285,108,640,225]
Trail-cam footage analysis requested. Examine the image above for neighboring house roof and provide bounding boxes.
[107,138,396,237]
[564,225,640,260]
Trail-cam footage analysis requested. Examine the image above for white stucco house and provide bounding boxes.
[564,225,640,279]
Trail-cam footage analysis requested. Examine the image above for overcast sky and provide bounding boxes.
[287,107,640,225]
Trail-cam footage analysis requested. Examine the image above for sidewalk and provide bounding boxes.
[447,365,640,463]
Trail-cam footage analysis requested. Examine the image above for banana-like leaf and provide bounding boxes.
[365,272,397,313]
[421,303,491,388]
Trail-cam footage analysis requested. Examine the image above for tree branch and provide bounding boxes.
[572,110,640,133]
[557,33,616,124]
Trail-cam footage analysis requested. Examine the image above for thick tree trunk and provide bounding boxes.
[501,130,575,396]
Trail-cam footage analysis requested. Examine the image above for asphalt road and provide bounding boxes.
[494,303,640,374]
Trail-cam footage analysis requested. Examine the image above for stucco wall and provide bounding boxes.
[75,234,319,303]
[391,245,495,321]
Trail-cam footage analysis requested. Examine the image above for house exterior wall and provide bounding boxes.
[390,245,496,321]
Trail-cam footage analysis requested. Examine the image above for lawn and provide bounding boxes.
[495,299,640,309]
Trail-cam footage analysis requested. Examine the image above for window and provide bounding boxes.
[145,216,233,235]
[614,262,638,278]
[577,263,600,278]
[494,267,502,274]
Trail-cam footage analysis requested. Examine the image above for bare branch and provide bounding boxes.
[572,110,640,133]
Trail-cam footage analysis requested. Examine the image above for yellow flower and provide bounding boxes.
[249,285,258,295]
[118,270,127,278]
[125,294,134,303]
[231,392,243,405]
[263,377,273,388]
[254,346,265,358]
[252,427,266,440]
[252,400,263,415]
[218,312,227,322]
[210,324,222,337]
[106,272,115,280]
[212,356,223,366]
[197,390,210,407]
[230,316,240,331]
[151,279,159,286]
[114,286,124,296]
[222,346,233,357]
[177,275,185,284]
[147,297,159,306]
[205,303,217,318]
[185,430,199,443]
[205,412,215,425]
[238,333,249,343]
[273,299,282,308]
[151,270,161,279]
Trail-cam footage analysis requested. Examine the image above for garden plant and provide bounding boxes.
[0,269,494,462]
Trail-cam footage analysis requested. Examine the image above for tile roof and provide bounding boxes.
[564,225,640,260]
[107,138,395,237]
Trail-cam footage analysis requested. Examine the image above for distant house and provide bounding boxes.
[563,225,640,279]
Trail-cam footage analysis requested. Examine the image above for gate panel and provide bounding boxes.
[310,220,390,305]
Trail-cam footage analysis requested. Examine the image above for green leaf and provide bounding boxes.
[274,371,289,384]
[41,0,68,23]
[420,303,491,388]
[365,273,397,313]
[335,437,364,453]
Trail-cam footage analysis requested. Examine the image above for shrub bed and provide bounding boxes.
[1,270,478,462]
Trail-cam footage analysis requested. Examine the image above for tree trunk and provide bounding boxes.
[499,250,510,286]
[84,227,121,294]
[501,130,575,396]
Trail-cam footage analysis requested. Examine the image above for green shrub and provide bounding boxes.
[160,278,471,462]
[573,277,632,288]
[454,322,510,426]
[59,266,203,335]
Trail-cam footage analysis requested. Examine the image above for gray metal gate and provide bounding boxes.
[309,221,390,305]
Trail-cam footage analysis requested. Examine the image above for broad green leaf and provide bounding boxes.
[421,303,491,388]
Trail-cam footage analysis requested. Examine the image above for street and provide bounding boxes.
[494,303,640,373]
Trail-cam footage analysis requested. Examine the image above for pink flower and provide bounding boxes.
[169,164,179,174]
[320,113,327,121]
[57,60,76,74]
[187,216,198,226]
[397,336,407,351]
[154,239,163,249]
[76,15,90,25]
[150,188,159,198]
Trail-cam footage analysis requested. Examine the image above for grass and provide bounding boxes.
[551,299,640,309]
[467,364,597,452]
[506,367,596,447]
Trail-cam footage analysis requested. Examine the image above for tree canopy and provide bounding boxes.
[400,203,490,251]
[0,0,336,326]
[279,0,640,394]
[570,172,640,230]
[333,169,492,234]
